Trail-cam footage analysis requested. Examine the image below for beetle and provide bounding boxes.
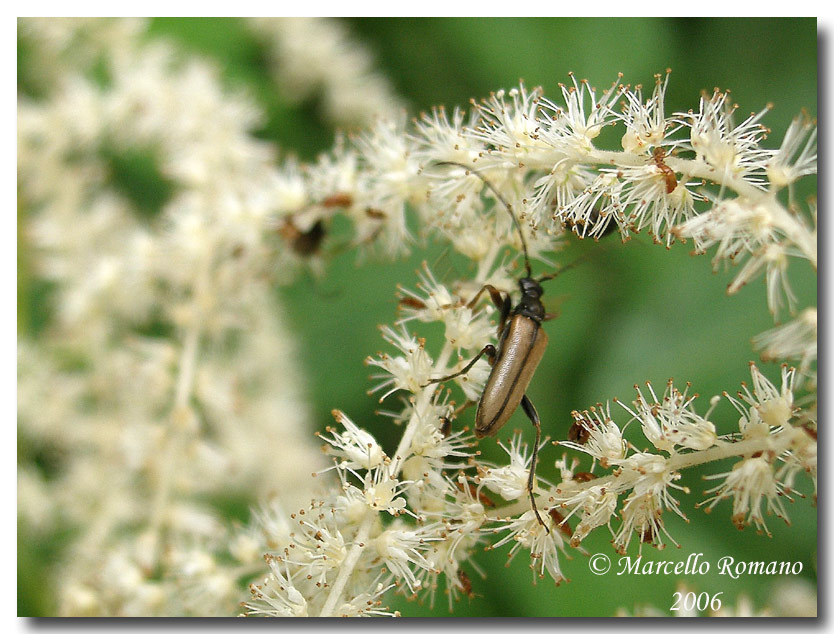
[423,162,571,530]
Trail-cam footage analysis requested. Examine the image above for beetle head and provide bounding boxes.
[518,277,543,298]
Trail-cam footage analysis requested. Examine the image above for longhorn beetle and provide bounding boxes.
[424,162,576,531]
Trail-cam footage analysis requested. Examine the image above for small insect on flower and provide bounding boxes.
[422,161,570,531]
[567,414,599,444]
[279,218,326,256]
[651,147,678,194]
[572,471,597,483]
[457,569,475,600]
[548,508,574,539]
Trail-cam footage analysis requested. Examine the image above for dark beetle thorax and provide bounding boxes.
[514,277,546,322]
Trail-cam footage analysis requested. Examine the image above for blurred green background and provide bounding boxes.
[18,17,817,617]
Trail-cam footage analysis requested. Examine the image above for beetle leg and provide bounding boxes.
[496,295,512,334]
[465,285,512,334]
[438,400,479,437]
[465,284,501,310]
[422,344,497,386]
[453,400,477,417]
[520,394,549,532]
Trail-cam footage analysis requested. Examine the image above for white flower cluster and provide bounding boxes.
[246,17,404,127]
[18,18,816,618]
[553,364,815,554]
[18,18,326,615]
[261,72,815,338]
[240,70,815,615]
[244,284,814,616]
[240,406,487,616]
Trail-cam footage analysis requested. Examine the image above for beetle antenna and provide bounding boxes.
[536,244,607,284]
[537,255,584,284]
[436,161,532,278]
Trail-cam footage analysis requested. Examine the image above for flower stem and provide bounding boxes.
[488,428,802,521]
[319,511,375,617]
[146,258,209,564]
[320,248,505,614]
